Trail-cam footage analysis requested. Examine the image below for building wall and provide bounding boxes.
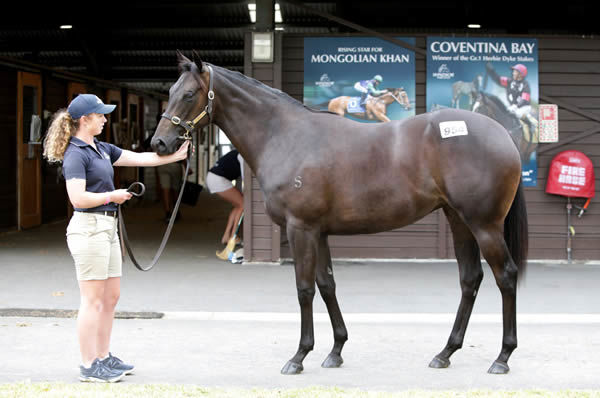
[243,32,282,262]
[0,60,165,231]
[527,38,600,259]
[248,33,600,261]
[41,76,68,223]
[0,68,17,229]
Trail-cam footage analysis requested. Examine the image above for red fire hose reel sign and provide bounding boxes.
[546,150,595,198]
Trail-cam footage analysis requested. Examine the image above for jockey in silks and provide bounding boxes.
[486,62,539,132]
[354,75,387,106]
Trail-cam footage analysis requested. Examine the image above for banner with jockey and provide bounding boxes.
[426,37,539,187]
[303,37,416,123]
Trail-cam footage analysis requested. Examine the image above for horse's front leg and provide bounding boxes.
[281,224,319,375]
[316,234,347,368]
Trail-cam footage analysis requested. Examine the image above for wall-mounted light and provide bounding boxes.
[248,2,283,24]
[252,31,274,63]
[60,25,73,30]
[468,24,481,29]
[275,3,283,23]
[248,3,256,23]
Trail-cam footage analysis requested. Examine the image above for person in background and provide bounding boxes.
[43,94,189,383]
[206,149,244,245]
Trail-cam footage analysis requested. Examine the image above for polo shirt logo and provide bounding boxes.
[102,151,110,160]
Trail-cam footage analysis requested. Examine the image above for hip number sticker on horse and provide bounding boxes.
[439,121,468,139]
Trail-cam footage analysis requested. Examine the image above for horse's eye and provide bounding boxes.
[183,91,194,102]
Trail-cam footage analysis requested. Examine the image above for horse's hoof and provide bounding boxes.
[487,360,510,374]
[321,354,343,368]
[281,360,303,375]
[428,356,450,369]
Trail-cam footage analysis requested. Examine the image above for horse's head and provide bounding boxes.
[151,51,214,155]
[387,87,411,110]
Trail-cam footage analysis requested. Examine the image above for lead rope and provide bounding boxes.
[118,141,193,272]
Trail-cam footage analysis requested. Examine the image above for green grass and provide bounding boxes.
[0,383,599,398]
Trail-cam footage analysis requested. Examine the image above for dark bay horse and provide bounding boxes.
[152,52,528,376]
[472,92,537,163]
[327,88,411,122]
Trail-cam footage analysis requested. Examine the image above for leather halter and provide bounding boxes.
[161,65,215,140]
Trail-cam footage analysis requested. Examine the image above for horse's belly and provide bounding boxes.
[325,198,439,235]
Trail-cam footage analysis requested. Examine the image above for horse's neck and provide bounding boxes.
[211,68,295,173]
[377,95,392,104]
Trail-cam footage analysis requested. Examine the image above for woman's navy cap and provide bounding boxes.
[67,94,116,119]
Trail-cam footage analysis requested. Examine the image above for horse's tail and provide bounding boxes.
[504,177,528,281]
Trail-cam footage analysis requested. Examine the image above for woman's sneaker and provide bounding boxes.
[101,352,135,375]
[79,358,125,383]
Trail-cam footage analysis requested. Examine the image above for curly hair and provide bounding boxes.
[43,109,79,163]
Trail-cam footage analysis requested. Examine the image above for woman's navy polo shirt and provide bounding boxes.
[62,136,123,212]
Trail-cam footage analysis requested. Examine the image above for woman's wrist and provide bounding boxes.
[104,192,112,205]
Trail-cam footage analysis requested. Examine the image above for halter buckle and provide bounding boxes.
[171,116,181,125]
[208,90,215,100]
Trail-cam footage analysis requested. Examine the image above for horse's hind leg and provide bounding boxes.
[316,234,348,368]
[281,224,318,375]
[430,208,483,369]
[473,224,519,374]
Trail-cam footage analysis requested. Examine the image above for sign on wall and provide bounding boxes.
[539,104,559,143]
[426,37,539,186]
[546,150,595,198]
[304,37,416,123]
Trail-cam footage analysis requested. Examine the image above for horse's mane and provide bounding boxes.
[208,63,335,114]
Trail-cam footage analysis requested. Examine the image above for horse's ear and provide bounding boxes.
[177,50,196,74]
[191,50,205,72]
[176,50,191,64]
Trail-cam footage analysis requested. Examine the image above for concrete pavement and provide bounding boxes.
[1,192,600,389]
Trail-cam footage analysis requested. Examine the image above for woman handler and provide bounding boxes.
[43,94,189,382]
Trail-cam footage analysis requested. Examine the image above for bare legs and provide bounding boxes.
[77,277,120,366]
[217,187,243,244]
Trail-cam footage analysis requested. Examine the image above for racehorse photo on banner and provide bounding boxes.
[426,37,539,187]
[304,37,416,123]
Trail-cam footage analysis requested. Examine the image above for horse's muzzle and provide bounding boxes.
[151,136,176,155]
